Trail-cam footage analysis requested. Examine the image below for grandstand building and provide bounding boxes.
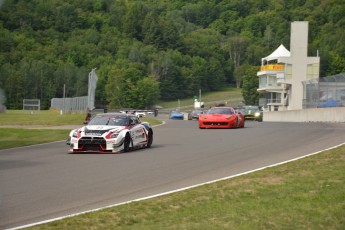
[257,21,320,111]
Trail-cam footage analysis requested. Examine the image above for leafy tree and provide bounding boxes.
[246,44,267,66]
[105,67,126,108]
[241,64,260,105]
[180,56,206,94]
[54,3,78,33]
[181,1,216,28]
[106,62,153,108]
[223,35,250,87]
[326,51,345,76]
[203,57,226,91]
[244,13,268,39]
[157,50,185,100]
[181,28,222,59]
[125,76,160,109]
[149,50,174,82]
[224,35,249,68]
[165,10,200,34]
[122,1,148,40]
[142,12,158,37]
[0,63,21,109]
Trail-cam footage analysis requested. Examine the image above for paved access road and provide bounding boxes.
[1,120,345,229]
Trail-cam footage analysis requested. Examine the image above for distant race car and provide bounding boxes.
[188,110,203,120]
[169,111,184,120]
[66,113,153,153]
[198,106,245,129]
[135,111,146,117]
[239,105,263,122]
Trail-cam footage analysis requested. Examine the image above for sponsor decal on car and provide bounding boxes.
[87,133,103,136]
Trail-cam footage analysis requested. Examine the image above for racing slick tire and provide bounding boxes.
[147,129,153,148]
[235,118,239,129]
[123,133,132,152]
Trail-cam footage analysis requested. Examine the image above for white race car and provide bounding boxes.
[134,111,146,117]
[66,113,153,153]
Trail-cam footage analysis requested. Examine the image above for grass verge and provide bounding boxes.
[0,110,85,126]
[0,128,70,150]
[28,144,345,229]
[156,85,243,110]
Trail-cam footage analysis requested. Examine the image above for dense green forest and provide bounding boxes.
[0,0,344,109]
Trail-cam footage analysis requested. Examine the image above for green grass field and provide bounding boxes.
[0,109,85,126]
[157,86,243,110]
[0,128,71,149]
[0,110,84,149]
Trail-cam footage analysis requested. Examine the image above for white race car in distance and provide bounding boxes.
[134,111,146,117]
[67,113,153,153]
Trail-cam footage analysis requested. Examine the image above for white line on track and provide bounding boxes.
[8,141,344,230]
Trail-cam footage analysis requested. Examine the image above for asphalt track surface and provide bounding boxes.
[1,119,345,229]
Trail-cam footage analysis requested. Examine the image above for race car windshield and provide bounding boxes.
[240,106,260,113]
[88,116,128,126]
[207,108,234,115]
[191,110,202,115]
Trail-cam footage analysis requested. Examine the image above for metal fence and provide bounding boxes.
[50,69,98,112]
[23,99,40,110]
[51,96,88,112]
[303,73,345,108]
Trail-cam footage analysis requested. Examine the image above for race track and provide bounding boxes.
[1,119,345,229]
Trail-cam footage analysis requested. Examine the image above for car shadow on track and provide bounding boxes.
[67,144,165,155]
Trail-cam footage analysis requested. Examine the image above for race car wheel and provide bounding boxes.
[123,134,131,152]
[147,129,153,148]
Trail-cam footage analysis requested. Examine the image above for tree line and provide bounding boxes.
[0,0,344,109]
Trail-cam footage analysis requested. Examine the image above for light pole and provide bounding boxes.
[62,84,65,115]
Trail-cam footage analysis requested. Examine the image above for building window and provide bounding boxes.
[307,63,319,79]
[259,76,267,88]
[285,64,292,79]
[266,92,281,104]
[268,75,277,87]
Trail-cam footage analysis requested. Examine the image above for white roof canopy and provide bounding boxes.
[262,44,290,63]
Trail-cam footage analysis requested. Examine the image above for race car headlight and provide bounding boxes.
[226,115,233,120]
[254,112,261,117]
[110,133,119,138]
[72,130,78,138]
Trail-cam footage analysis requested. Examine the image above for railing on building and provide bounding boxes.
[267,99,282,104]
[259,82,280,89]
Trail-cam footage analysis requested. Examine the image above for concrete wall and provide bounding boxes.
[263,107,345,122]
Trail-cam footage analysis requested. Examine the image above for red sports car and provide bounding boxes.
[198,106,245,129]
